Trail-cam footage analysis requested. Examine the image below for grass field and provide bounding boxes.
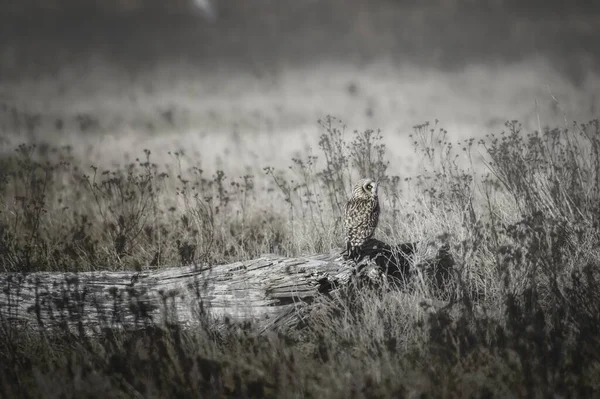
[2,102,600,396]
[1,4,600,394]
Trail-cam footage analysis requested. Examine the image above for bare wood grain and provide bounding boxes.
[0,240,454,334]
[0,252,353,333]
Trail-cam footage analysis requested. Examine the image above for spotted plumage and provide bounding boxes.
[343,178,380,261]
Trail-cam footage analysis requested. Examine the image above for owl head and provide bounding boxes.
[352,178,378,200]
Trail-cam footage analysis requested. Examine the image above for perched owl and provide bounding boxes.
[344,178,380,261]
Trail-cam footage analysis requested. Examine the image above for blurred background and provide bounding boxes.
[0,0,599,173]
[1,0,599,78]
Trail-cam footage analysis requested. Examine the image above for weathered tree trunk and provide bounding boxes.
[0,240,454,335]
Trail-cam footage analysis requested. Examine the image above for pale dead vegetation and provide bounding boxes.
[1,51,600,397]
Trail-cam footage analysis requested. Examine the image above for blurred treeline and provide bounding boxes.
[0,0,598,83]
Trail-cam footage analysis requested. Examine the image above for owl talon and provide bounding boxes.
[343,246,360,263]
[341,248,352,261]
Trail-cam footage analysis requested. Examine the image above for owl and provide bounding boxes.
[344,178,380,261]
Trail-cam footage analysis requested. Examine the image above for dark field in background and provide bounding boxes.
[0,0,599,81]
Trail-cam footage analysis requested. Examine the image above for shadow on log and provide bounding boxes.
[354,238,455,292]
[0,240,455,335]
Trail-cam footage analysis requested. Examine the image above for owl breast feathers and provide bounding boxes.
[344,178,380,258]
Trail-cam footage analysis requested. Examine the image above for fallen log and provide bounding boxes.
[0,239,454,334]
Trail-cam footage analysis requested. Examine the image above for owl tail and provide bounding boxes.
[341,241,352,260]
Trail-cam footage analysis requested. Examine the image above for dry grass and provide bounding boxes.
[1,0,599,394]
[1,105,600,396]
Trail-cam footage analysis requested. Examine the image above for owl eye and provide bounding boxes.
[365,184,372,191]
